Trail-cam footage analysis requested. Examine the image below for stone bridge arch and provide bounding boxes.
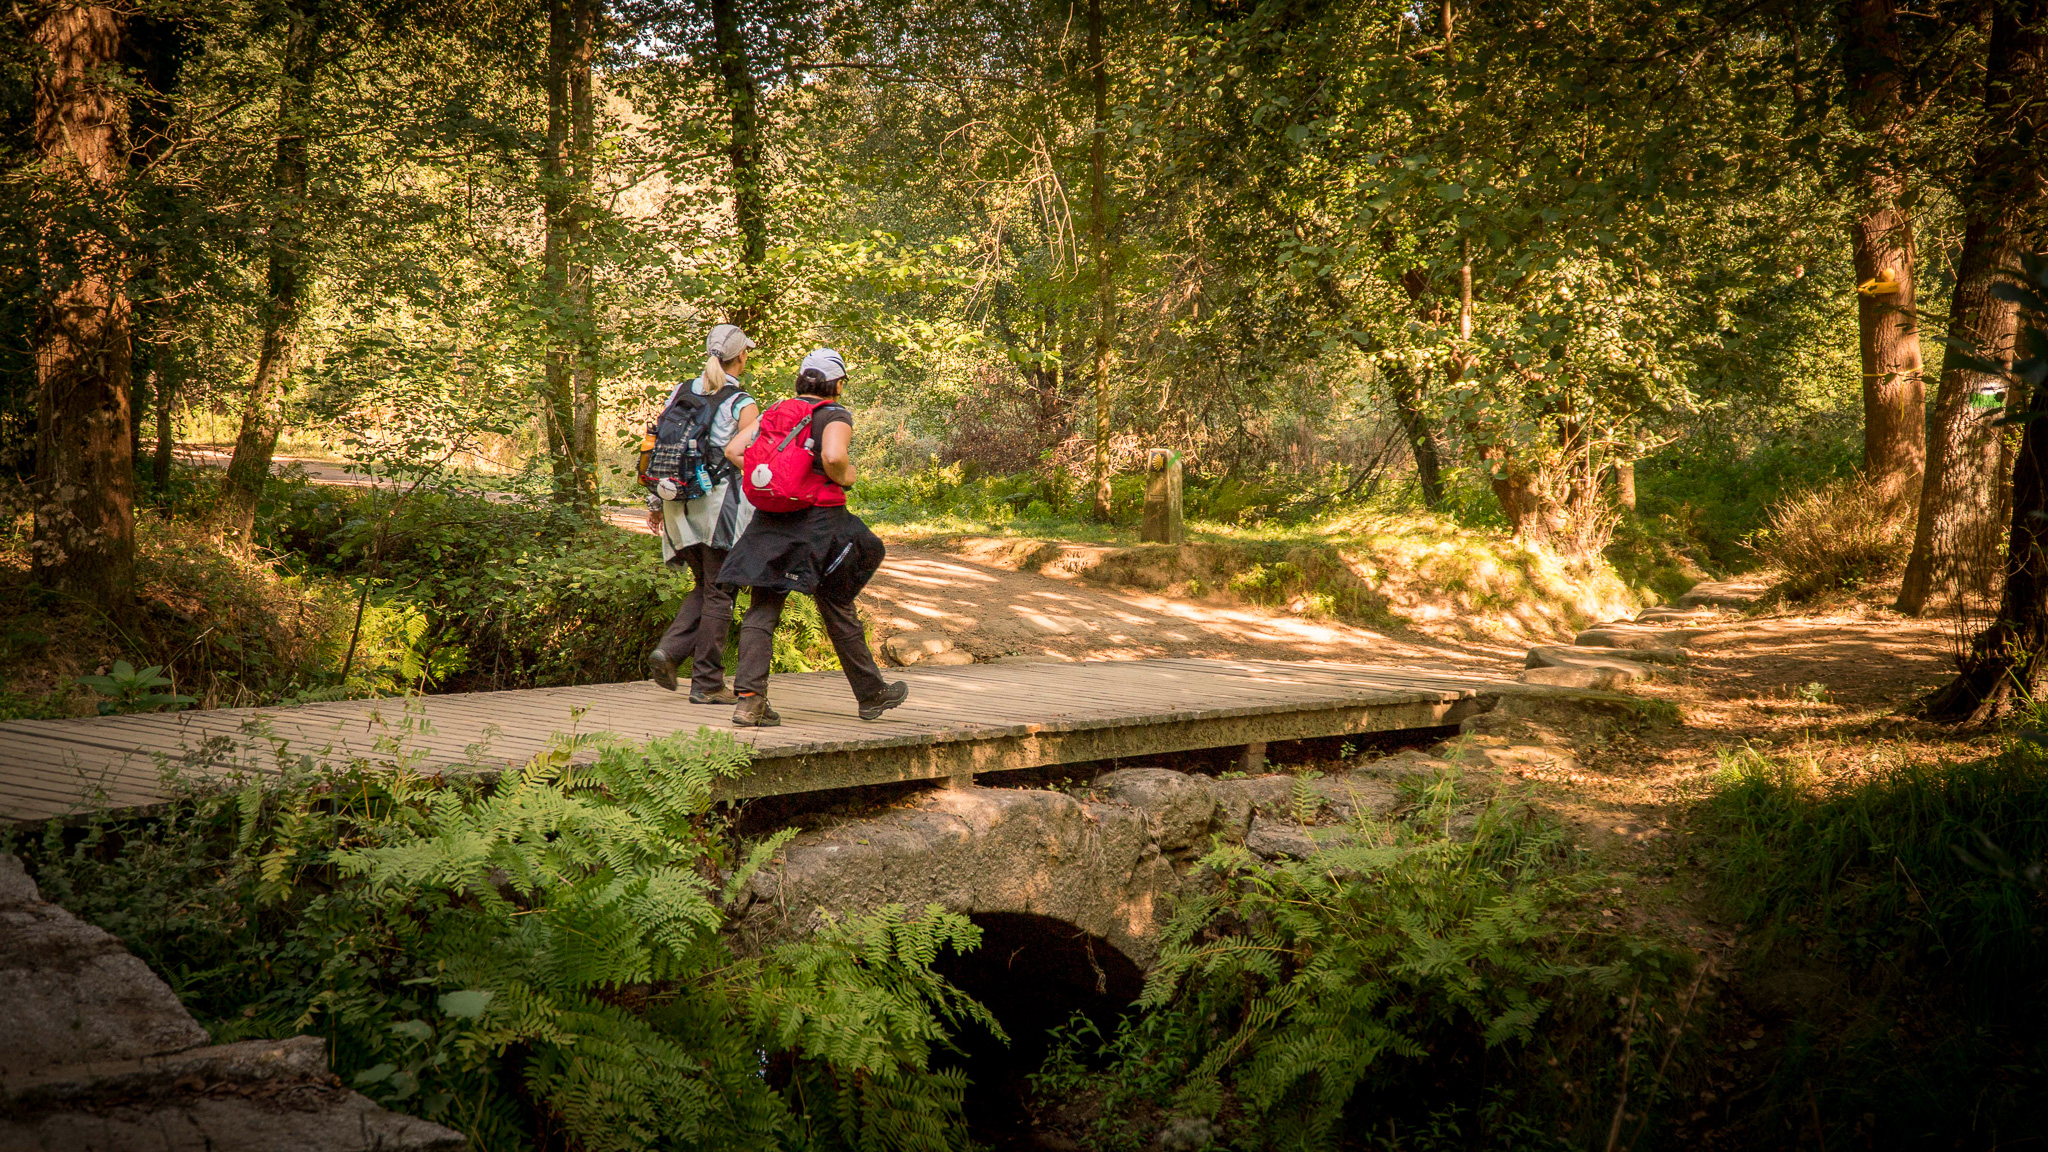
[732,760,1419,970]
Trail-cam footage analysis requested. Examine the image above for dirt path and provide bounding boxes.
[858,544,1517,670]
[194,446,1519,671]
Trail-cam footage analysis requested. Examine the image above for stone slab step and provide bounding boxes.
[1635,606,1721,624]
[1527,645,1683,670]
[1520,664,1640,690]
[1677,579,1768,608]
[880,632,974,667]
[1574,626,1708,650]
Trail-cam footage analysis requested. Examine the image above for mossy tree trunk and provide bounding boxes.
[712,0,769,334]
[1086,0,1115,521]
[220,1,324,548]
[1925,312,2048,722]
[541,0,597,515]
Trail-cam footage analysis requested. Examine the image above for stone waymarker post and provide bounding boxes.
[1141,448,1183,544]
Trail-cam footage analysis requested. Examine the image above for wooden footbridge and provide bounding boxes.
[0,658,1526,823]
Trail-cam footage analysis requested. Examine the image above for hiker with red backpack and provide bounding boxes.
[716,347,906,727]
[641,323,760,703]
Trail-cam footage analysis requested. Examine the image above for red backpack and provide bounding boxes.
[741,397,849,512]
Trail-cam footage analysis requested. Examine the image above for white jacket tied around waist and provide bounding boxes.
[656,376,755,558]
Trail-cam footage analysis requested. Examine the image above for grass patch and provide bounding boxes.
[1687,740,2048,1145]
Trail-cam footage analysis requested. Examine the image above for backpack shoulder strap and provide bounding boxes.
[772,398,829,452]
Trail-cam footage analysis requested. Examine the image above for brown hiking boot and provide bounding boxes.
[647,649,679,692]
[690,686,738,705]
[858,681,909,721]
[732,695,780,727]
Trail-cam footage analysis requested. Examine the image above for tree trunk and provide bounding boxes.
[540,0,583,508]
[1385,362,1445,509]
[1924,304,2048,722]
[1613,459,1637,510]
[29,1,134,604]
[711,0,768,332]
[568,0,598,517]
[1896,0,2046,617]
[1086,0,1114,521]
[1378,268,1451,510]
[1840,0,1926,507]
[152,357,173,500]
[1480,442,1546,540]
[218,3,321,547]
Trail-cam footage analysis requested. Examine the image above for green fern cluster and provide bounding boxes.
[1042,772,1653,1150]
[13,727,992,1152]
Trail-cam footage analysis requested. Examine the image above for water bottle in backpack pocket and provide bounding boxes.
[742,397,849,512]
[641,384,738,501]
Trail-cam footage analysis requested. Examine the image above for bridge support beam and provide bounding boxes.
[1239,742,1266,773]
[718,693,1493,801]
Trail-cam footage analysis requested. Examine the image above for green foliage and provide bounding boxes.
[1038,773,1679,1149]
[260,482,835,692]
[74,660,196,715]
[1,488,357,711]
[1633,418,1863,572]
[1697,741,2048,1005]
[11,731,993,1152]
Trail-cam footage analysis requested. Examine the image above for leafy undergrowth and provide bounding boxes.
[8,730,992,1152]
[0,465,842,715]
[0,508,355,717]
[1684,739,2048,1147]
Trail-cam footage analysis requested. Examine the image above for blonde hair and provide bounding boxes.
[703,354,728,390]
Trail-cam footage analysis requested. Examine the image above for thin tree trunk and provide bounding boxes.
[1613,459,1637,510]
[711,0,767,332]
[1087,0,1113,520]
[1852,207,1925,501]
[29,1,134,603]
[1841,0,1926,507]
[152,358,173,500]
[1897,0,2046,617]
[568,0,598,517]
[1387,363,1445,509]
[218,4,321,547]
[540,0,581,507]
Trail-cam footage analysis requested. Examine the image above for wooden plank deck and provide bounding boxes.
[0,658,1520,823]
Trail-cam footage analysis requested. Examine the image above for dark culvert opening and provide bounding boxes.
[932,912,1145,1147]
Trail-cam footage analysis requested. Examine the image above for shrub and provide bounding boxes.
[11,731,995,1152]
[260,482,840,693]
[1033,772,1690,1150]
[1747,481,1910,599]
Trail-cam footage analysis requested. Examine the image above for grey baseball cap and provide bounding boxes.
[800,347,846,381]
[706,323,755,361]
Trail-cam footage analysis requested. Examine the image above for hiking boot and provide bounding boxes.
[648,649,679,692]
[858,681,909,721]
[690,685,738,705]
[732,695,780,727]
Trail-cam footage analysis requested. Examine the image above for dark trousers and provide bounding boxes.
[656,545,737,695]
[734,588,888,702]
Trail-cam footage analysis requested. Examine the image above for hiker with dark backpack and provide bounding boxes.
[716,347,905,727]
[641,323,760,703]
